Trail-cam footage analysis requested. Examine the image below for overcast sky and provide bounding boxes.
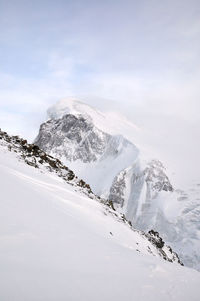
[0,0,200,186]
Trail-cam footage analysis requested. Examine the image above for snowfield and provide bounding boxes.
[0,143,200,300]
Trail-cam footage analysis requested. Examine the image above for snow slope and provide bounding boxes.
[0,134,200,300]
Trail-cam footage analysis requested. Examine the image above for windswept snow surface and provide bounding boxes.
[0,146,200,300]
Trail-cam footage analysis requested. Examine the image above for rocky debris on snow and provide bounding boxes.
[146,230,184,265]
[0,129,92,196]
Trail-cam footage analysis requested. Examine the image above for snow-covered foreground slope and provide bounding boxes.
[0,135,200,300]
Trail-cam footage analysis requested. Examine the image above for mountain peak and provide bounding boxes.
[47,98,103,122]
[46,98,143,153]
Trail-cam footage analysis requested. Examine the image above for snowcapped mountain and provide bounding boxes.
[35,112,138,197]
[2,129,199,301]
[35,98,200,271]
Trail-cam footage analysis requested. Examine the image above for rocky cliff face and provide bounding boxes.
[34,98,200,270]
[35,114,113,163]
[109,160,173,208]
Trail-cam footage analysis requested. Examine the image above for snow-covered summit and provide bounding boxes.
[47,98,143,148]
[47,98,102,121]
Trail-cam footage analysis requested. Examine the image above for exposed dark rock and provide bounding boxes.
[147,230,165,248]
[67,172,75,181]
[146,229,184,266]
[108,200,115,211]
